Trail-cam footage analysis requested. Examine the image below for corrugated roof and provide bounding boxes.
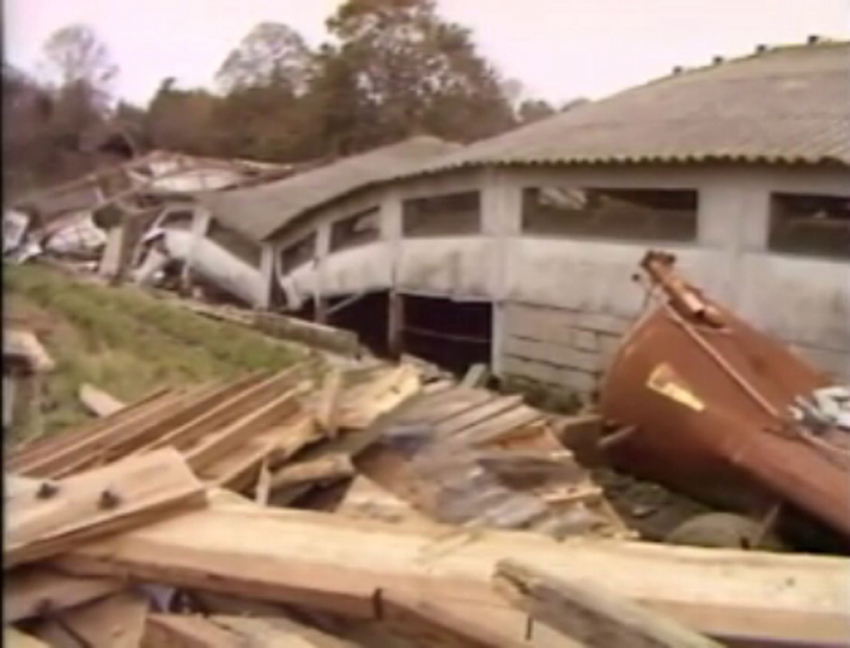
[397,41,850,178]
[200,136,460,241]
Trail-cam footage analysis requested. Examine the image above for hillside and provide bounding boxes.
[4,263,306,441]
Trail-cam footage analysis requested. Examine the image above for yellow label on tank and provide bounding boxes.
[646,363,705,412]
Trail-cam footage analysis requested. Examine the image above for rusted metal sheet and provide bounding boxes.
[599,251,850,538]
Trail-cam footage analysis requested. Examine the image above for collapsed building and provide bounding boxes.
[191,38,848,394]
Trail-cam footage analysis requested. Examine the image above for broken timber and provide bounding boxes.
[4,567,123,623]
[269,453,355,490]
[6,447,206,568]
[493,559,722,648]
[77,383,126,418]
[51,503,850,647]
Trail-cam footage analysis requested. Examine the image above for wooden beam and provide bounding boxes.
[253,311,360,357]
[461,363,489,389]
[30,591,149,648]
[254,457,272,506]
[7,388,171,470]
[211,615,362,647]
[140,367,302,455]
[10,387,193,476]
[493,559,722,648]
[185,385,306,473]
[269,453,354,490]
[4,567,123,622]
[77,383,126,418]
[52,503,850,647]
[142,614,243,648]
[18,384,213,478]
[379,589,533,648]
[315,368,343,439]
[6,447,206,568]
[338,365,421,430]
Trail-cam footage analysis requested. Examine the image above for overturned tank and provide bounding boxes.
[599,251,850,546]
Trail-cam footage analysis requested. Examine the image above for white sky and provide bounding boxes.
[4,0,849,107]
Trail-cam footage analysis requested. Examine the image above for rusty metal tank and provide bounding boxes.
[598,251,850,539]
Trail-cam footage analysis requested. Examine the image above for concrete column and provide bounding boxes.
[382,189,405,353]
[257,243,275,310]
[481,168,522,378]
[182,208,212,293]
[314,223,330,323]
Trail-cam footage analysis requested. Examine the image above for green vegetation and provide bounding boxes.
[4,263,304,439]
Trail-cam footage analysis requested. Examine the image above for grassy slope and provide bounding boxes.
[4,263,306,441]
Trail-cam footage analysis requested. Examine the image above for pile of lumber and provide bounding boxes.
[5,360,850,647]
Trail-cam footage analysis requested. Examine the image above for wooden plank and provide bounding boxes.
[7,388,172,470]
[201,416,323,494]
[19,384,212,478]
[10,387,192,476]
[435,395,524,438]
[338,365,421,430]
[211,615,362,648]
[266,416,324,470]
[494,559,722,648]
[185,386,306,473]
[143,614,242,648]
[4,567,123,622]
[78,383,126,418]
[105,371,272,460]
[315,368,343,439]
[414,390,494,426]
[203,437,276,494]
[6,447,206,568]
[459,406,545,447]
[336,476,433,526]
[30,591,149,648]
[53,504,850,647]
[141,367,302,455]
[4,627,50,648]
[269,453,354,490]
[380,589,534,648]
[460,363,489,388]
[253,309,361,356]
[255,457,272,506]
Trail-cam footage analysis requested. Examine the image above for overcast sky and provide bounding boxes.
[5,0,849,107]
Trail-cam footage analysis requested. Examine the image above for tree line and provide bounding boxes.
[3,0,576,196]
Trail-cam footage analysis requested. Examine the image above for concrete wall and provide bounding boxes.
[497,165,850,392]
[263,163,850,391]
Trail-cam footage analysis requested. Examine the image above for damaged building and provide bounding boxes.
[197,39,849,393]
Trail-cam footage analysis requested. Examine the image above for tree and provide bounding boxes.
[41,24,117,98]
[146,79,220,156]
[322,0,517,147]
[216,22,315,95]
[518,99,556,124]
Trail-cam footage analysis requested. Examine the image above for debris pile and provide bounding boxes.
[6,359,850,647]
[4,150,295,305]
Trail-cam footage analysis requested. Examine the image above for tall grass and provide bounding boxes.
[4,263,304,439]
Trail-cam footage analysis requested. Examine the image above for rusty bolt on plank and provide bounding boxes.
[36,481,59,499]
[99,488,121,510]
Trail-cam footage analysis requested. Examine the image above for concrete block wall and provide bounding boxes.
[501,301,632,395]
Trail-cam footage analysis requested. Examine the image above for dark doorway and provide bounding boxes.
[326,291,390,357]
[401,294,492,376]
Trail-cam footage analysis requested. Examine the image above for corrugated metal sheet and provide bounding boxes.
[199,136,460,242]
[394,41,850,179]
